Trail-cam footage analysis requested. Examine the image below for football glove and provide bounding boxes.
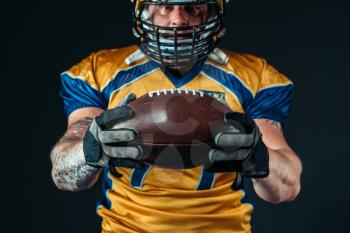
[206,112,269,189]
[83,93,144,177]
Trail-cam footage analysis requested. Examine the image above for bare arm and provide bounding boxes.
[50,107,104,191]
[252,119,302,204]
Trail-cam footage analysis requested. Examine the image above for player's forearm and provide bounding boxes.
[50,118,101,191]
[252,148,302,204]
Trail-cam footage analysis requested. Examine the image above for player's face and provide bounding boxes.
[147,4,209,28]
[146,4,209,73]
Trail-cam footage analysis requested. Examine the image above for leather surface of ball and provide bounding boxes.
[112,89,234,169]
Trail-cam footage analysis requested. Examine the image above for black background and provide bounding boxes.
[3,0,350,232]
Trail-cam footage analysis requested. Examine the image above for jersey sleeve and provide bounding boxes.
[60,53,108,117]
[245,61,294,123]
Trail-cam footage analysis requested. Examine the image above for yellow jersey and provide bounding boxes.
[60,45,293,233]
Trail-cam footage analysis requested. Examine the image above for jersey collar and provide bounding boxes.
[159,61,205,88]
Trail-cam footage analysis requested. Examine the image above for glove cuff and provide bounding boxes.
[242,136,269,178]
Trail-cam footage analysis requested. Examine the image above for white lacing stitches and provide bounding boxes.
[148,88,205,98]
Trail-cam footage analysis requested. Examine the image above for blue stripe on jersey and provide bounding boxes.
[102,61,159,102]
[196,168,216,190]
[201,63,254,108]
[245,84,293,123]
[130,164,152,189]
[60,73,108,117]
[97,168,113,210]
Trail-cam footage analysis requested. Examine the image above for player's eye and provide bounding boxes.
[184,5,201,16]
[157,5,174,15]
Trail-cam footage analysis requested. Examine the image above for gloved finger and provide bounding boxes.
[215,132,255,148]
[98,129,138,143]
[209,149,250,162]
[103,145,143,160]
[205,160,242,173]
[117,93,137,107]
[92,154,110,168]
[95,105,135,128]
[109,158,145,169]
[231,173,243,191]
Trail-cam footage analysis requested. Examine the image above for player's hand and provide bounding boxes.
[83,93,145,175]
[206,112,269,188]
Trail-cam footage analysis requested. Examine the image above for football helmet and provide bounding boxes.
[131,0,228,68]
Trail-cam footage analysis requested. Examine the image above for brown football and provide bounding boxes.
[112,89,234,169]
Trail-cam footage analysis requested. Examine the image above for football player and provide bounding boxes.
[50,0,302,232]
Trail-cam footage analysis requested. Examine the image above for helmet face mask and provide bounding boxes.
[132,0,226,69]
